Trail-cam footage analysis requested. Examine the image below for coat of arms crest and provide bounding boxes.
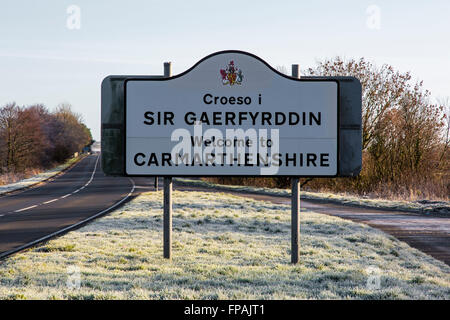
[220,60,243,86]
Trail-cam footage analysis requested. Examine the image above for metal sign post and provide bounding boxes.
[291,64,300,264]
[163,62,172,259]
[163,176,172,259]
[291,178,300,264]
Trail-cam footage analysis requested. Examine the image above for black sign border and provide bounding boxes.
[123,50,340,178]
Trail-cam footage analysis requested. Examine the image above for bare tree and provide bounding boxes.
[0,102,92,176]
[275,65,288,75]
[304,57,447,198]
[437,97,450,165]
[0,103,46,172]
[306,57,415,150]
[52,103,91,162]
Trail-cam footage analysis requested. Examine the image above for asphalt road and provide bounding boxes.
[0,154,135,257]
[173,184,450,266]
[1,156,448,267]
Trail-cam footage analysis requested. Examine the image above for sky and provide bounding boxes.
[0,0,449,141]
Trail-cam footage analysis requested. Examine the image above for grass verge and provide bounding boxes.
[175,178,450,215]
[0,155,86,195]
[0,190,448,299]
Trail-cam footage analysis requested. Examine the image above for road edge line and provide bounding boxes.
[0,154,89,198]
[0,178,136,261]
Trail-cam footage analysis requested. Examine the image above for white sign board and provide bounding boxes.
[125,52,338,176]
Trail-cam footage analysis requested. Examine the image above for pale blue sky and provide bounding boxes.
[1,0,449,140]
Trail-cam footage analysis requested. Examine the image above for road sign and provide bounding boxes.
[101,50,362,177]
[126,51,337,176]
[101,51,362,263]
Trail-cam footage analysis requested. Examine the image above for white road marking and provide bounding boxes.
[0,155,86,199]
[0,177,136,260]
[43,199,58,204]
[14,205,38,213]
[4,155,100,216]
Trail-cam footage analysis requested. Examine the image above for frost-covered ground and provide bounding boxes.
[0,156,82,195]
[175,178,450,215]
[0,190,448,300]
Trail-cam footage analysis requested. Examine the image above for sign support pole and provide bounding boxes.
[291,64,300,264]
[291,178,300,264]
[163,62,172,259]
[156,62,172,192]
[163,177,172,259]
